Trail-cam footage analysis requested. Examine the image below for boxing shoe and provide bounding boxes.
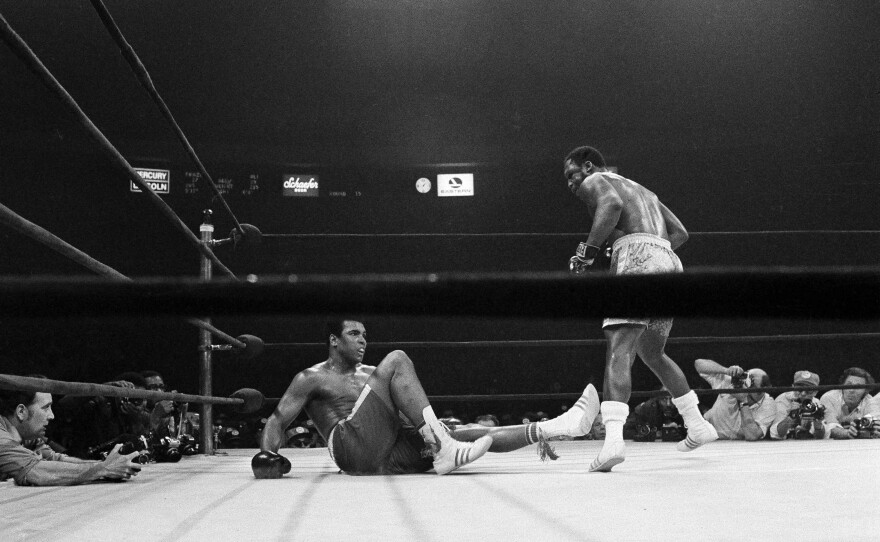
[676,419,718,452]
[589,440,626,472]
[420,405,492,475]
[672,390,718,451]
[538,383,600,439]
[432,433,493,475]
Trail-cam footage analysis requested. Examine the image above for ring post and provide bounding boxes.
[199,209,214,455]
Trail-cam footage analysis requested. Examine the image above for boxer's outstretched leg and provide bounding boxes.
[369,350,491,474]
[451,384,600,459]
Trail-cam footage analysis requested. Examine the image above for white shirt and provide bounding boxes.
[700,373,776,440]
[819,389,876,432]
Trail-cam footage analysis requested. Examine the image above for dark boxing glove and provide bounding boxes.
[251,450,292,479]
[569,242,612,274]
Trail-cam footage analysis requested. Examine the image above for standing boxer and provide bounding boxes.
[563,145,718,471]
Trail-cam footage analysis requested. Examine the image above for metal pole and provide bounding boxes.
[199,209,214,455]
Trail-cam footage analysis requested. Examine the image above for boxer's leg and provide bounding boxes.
[450,384,599,458]
[636,326,717,452]
[590,324,642,472]
[368,350,492,474]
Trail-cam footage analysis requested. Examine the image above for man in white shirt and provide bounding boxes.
[695,359,775,440]
[820,367,879,439]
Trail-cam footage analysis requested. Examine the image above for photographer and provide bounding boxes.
[770,371,826,440]
[630,388,686,442]
[55,372,151,459]
[0,377,141,485]
[141,370,181,437]
[694,359,775,441]
[820,367,879,439]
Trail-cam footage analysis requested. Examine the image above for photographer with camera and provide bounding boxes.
[694,359,775,441]
[770,371,826,440]
[820,367,879,439]
[55,372,151,459]
[631,389,686,442]
[0,376,142,485]
[141,370,181,437]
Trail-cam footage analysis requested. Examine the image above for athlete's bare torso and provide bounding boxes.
[299,361,376,439]
[579,171,669,239]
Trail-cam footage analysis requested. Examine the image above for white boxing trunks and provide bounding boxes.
[602,233,683,337]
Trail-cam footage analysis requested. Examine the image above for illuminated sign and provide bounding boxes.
[437,173,474,197]
[283,174,319,197]
[130,168,171,194]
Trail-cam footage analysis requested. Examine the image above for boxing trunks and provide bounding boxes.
[602,233,683,338]
[328,385,432,475]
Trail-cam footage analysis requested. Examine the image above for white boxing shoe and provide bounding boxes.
[589,440,626,472]
[539,383,601,439]
[676,420,718,452]
[432,434,493,475]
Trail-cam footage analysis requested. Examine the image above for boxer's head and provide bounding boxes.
[563,145,606,194]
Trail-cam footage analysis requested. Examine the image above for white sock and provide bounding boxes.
[537,407,574,438]
[600,401,629,442]
[671,391,703,427]
[418,405,443,446]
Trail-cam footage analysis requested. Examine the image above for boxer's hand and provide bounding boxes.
[569,242,600,274]
[252,451,291,479]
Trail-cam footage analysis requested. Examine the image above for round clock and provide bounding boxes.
[415,177,432,194]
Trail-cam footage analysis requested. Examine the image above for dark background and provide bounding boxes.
[0,1,878,419]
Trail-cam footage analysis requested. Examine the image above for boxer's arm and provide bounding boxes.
[660,202,688,250]
[576,175,623,248]
[260,372,314,452]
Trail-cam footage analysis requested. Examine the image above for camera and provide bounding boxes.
[633,423,657,442]
[730,373,750,389]
[786,401,826,440]
[661,421,685,442]
[89,434,152,464]
[152,436,182,463]
[789,400,825,421]
[660,406,685,442]
[178,434,199,455]
[852,416,875,439]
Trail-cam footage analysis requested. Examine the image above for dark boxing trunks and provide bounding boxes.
[328,385,433,475]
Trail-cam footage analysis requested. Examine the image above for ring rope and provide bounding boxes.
[0,202,129,281]
[87,0,245,237]
[425,383,880,403]
[0,201,246,350]
[2,270,875,319]
[262,332,880,350]
[0,374,243,406]
[263,383,880,405]
[0,12,236,279]
[260,230,880,239]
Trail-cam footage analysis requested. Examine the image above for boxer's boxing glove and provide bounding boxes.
[251,450,291,479]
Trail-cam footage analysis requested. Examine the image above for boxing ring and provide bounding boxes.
[3,440,879,541]
[2,4,880,541]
